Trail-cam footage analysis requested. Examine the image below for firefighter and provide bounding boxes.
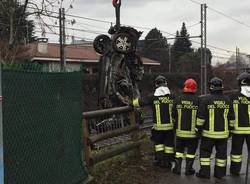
[132,75,175,169]
[230,72,250,176]
[196,77,234,179]
[172,78,199,175]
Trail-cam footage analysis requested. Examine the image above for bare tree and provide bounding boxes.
[0,0,69,63]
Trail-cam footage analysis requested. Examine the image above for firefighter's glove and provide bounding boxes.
[132,98,140,108]
[122,97,131,106]
[116,92,130,105]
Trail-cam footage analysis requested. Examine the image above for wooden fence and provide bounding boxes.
[82,106,142,168]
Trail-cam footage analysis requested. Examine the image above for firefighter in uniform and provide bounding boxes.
[172,78,199,175]
[196,77,234,179]
[230,72,250,175]
[132,75,175,169]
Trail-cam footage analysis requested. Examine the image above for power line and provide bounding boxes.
[34,28,238,63]
[207,6,250,29]
[213,55,231,60]
[65,19,109,31]
[187,0,201,6]
[32,31,230,59]
[209,51,233,57]
[35,30,94,41]
[207,44,248,56]
[28,5,250,57]
[186,0,250,29]
[35,21,249,57]
[28,5,195,41]
[187,21,201,29]
[27,6,112,24]
[27,6,198,37]
[34,22,104,35]
[190,40,249,56]
[66,13,111,24]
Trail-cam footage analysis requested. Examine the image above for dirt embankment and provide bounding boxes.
[90,137,237,184]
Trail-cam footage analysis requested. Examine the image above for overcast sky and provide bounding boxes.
[32,0,250,64]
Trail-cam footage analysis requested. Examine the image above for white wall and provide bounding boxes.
[42,62,82,72]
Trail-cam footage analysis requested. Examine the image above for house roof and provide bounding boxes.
[17,42,160,66]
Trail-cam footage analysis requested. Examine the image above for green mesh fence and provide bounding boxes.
[2,68,88,184]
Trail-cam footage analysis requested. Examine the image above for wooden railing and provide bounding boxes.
[82,106,142,168]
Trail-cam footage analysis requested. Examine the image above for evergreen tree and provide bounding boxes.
[141,28,169,71]
[143,28,168,52]
[172,22,193,71]
[172,22,193,56]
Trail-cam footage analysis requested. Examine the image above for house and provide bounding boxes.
[17,38,160,74]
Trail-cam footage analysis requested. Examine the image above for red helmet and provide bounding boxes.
[183,78,197,93]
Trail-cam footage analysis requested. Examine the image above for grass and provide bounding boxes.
[89,135,155,184]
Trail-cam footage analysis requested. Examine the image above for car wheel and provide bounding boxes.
[93,34,111,55]
[112,33,134,54]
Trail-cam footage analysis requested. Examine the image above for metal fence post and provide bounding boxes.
[129,111,141,156]
[0,63,3,184]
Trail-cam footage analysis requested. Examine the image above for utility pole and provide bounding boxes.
[59,8,66,71]
[168,45,171,73]
[200,3,207,95]
[26,24,29,44]
[247,55,250,71]
[9,8,14,46]
[62,8,66,69]
[236,47,240,75]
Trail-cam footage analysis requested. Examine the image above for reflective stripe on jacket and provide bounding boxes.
[230,93,250,134]
[133,91,175,131]
[196,93,234,139]
[153,95,174,130]
[173,93,199,138]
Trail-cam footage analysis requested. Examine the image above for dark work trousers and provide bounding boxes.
[230,134,250,174]
[175,137,198,158]
[152,129,175,164]
[199,137,228,178]
[174,137,198,174]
